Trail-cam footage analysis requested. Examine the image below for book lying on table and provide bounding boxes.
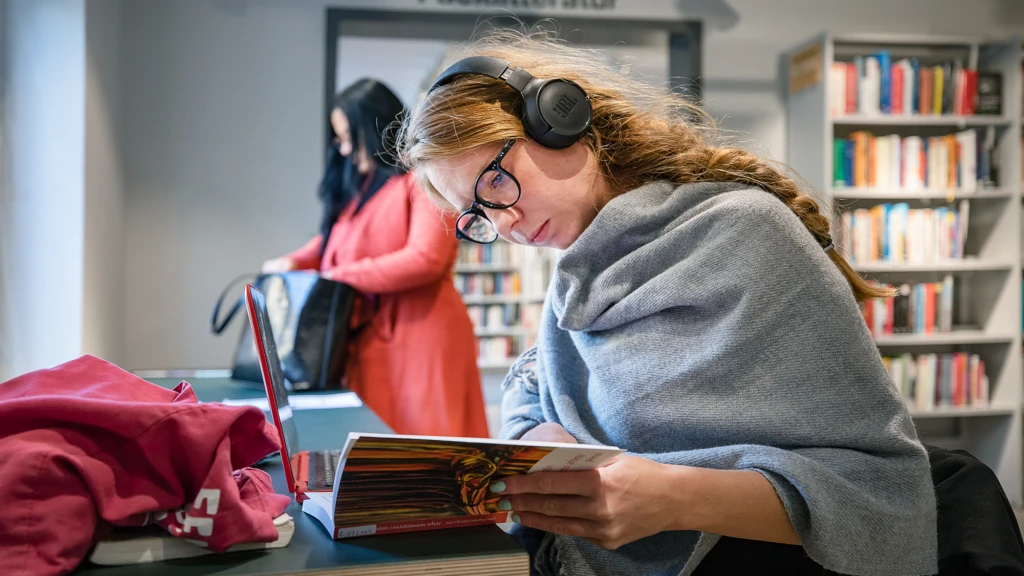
[301,433,622,539]
[88,513,294,565]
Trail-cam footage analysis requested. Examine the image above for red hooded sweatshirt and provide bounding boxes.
[0,355,290,575]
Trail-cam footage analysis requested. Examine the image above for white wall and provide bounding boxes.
[112,0,1023,371]
[83,0,125,364]
[0,0,86,380]
[120,0,324,369]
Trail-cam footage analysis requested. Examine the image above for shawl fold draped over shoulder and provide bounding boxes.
[500,181,937,576]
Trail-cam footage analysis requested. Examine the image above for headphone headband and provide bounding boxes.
[428,56,533,93]
[427,56,592,149]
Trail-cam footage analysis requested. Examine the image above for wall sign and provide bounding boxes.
[327,0,738,26]
[419,0,617,11]
[788,42,822,94]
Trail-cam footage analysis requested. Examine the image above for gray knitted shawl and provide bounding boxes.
[500,181,937,575]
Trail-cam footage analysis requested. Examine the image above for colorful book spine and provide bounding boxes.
[829,56,981,117]
[832,129,994,192]
[883,352,988,410]
[860,277,955,336]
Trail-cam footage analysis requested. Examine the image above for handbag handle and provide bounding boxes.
[211,273,261,334]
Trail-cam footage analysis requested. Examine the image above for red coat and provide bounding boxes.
[0,355,290,576]
[287,172,488,438]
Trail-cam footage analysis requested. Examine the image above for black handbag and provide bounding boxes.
[211,271,360,391]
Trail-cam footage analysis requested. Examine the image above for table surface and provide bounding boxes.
[73,377,526,575]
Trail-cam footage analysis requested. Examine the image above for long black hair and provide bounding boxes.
[318,79,405,254]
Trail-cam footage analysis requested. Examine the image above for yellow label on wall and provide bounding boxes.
[789,42,823,94]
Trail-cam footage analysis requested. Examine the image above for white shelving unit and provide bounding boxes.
[832,187,1013,200]
[783,33,1023,505]
[852,260,1016,273]
[833,114,1012,126]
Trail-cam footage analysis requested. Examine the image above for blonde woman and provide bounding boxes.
[398,32,936,576]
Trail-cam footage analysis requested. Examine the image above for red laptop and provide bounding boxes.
[243,283,342,499]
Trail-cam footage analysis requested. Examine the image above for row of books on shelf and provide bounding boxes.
[477,336,520,363]
[883,353,989,411]
[454,272,520,296]
[467,304,520,330]
[832,128,995,192]
[521,261,552,297]
[457,242,522,267]
[828,52,1001,117]
[836,202,968,265]
[861,278,954,337]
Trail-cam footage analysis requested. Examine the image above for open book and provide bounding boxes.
[302,433,622,539]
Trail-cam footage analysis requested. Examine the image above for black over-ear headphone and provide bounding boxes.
[427,56,592,149]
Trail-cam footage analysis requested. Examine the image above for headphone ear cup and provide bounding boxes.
[521,79,592,149]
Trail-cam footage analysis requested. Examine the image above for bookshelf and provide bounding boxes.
[783,33,1023,506]
[454,240,555,367]
[454,240,558,436]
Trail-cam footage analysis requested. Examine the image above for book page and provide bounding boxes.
[527,446,623,473]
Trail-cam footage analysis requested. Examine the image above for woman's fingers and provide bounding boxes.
[498,469,601,496]
[504,494,612,521]
[513,511,606,539]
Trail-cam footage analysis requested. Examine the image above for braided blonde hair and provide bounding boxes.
[397,29,889,302]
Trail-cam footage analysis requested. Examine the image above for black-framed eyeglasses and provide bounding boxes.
[455,139,521,244]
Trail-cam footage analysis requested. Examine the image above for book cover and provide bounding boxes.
[830,62,847,117]
[942,62,955,115]
[844,137,855,187]
[89,514,295,565]
[964,70,978,115]
[863,57,881,115]
[969,355,980,405]
[894,284,910,333]
[846,62,858,114]
[889,134,902,189]
[953,69,963,115]
[852,131,870,187]
[976,72,1002,115]
[853,55,865,113]
[920,67,933,115]
[877,50,891,114]
[833,139,846,187]
[909,58,920,114]
[978,360,989,405]
[925,283,936,334]
[891,60,904,115]
[304,433,622,540]
[945,134,957,191]
[932,65,944,115]
[927,355,939,408]
[869,135,879,187]
[955,130,977,193]
[916,355,931,411]
[884,294,894,335]
[903,136,923,189]
[955,353,966,407]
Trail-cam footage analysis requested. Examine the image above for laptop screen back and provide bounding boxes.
[244,285,301,472]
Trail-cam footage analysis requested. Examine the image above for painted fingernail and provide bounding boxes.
[511,513,521,524]
[490,481,506,493]
[498,499,512,511]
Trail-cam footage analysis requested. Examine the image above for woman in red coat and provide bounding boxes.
[262,79,488,438]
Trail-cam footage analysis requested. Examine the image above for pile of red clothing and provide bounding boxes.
[0,355,290,575]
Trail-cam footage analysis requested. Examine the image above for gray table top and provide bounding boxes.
[72,377,525,575]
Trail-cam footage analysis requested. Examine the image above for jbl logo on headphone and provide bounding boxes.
[553,94,579,119]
